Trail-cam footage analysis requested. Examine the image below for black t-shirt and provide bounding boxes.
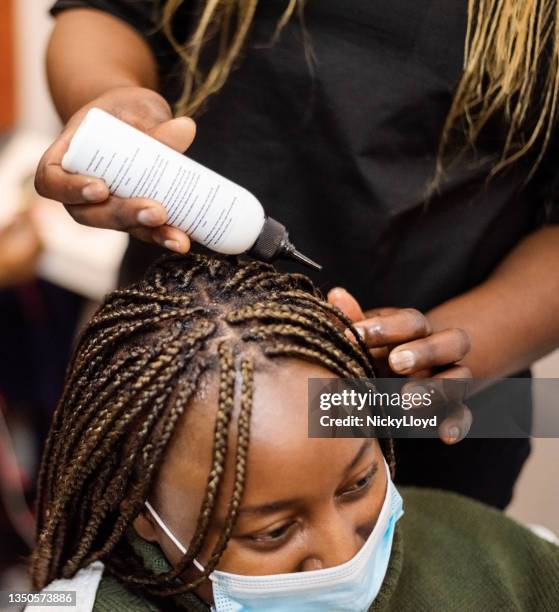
[49,0,551,508]
[50,0,558,306]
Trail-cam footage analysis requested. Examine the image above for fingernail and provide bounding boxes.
[447,426,460,442]
[328,287,347,301]
[138,208,164,226]
[82,183,107,202]
[389,350,415,372]
[164,240,181,253]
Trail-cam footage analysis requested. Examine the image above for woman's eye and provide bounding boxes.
[249,522,295,543]
[339,466,376,498]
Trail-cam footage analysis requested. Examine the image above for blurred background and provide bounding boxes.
[0,0,127,601]
[0,0,557,606]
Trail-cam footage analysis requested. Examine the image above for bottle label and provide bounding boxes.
[62,109,264,254]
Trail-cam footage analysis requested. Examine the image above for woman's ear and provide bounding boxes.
[122,500,159,543]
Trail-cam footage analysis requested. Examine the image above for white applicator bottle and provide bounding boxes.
[61,108,321,270]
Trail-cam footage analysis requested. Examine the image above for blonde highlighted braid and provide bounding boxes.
[162,0,559,181]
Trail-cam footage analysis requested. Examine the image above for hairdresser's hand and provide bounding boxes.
[34,86,195,253]
[327,287,472,443]
[328,287,471,377]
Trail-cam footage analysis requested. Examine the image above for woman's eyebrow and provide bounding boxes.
[212,499,301,530]
[237,498,300,517]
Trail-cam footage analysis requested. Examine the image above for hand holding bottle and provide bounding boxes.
[59,106,320,268]
[34,86,196,253]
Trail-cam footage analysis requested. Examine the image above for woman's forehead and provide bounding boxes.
[158,360,342,489]
[157,360,375,519]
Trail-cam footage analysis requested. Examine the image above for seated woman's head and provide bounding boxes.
[31,254,396,608]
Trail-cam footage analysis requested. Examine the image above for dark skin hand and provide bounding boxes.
[35,86,195,253]
[37,10,195,253]
[132,360,387,606]
[328,289,473,444]
[327,290,472,379]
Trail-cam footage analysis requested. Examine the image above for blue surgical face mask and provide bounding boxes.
[145,459,404,612]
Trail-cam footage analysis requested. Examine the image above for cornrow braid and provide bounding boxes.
[30,253,395,599]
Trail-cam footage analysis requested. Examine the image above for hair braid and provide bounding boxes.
[241,324,365,377]
[46,332,186,575]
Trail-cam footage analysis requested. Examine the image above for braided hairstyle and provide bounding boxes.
[30,253,394,597]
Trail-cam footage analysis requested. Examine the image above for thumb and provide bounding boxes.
[327,287,365,322]
[147,116,196,153]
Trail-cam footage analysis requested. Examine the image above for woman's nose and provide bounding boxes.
[301,515,366,571]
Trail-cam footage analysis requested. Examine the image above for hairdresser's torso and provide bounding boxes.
[73,0,558,307]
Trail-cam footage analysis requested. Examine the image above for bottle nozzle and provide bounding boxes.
[248,217,322,271]
[283,244,322,271]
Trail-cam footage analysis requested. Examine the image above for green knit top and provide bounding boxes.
[92,487,559,611]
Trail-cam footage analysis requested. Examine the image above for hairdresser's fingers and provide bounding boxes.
[388,328,470,375]
[430,366,472,408]
[65,196,168,232]
[370,346,390,360]
[401,366,473,409]
[438,402,473,445]
[360,308,400,351]
[35,156,110,205]
[362,307,400,318]
[130,226,191,254]
[356,309,432,348]
[37,117,196,208]
[34,111,115,204]
[327,287,365,322]
[147,117,197,153]
[80,202,191,252]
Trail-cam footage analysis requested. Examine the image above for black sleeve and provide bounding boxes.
[49,1,188,102]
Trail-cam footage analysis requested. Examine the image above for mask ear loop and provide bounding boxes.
[144,500,206,572]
